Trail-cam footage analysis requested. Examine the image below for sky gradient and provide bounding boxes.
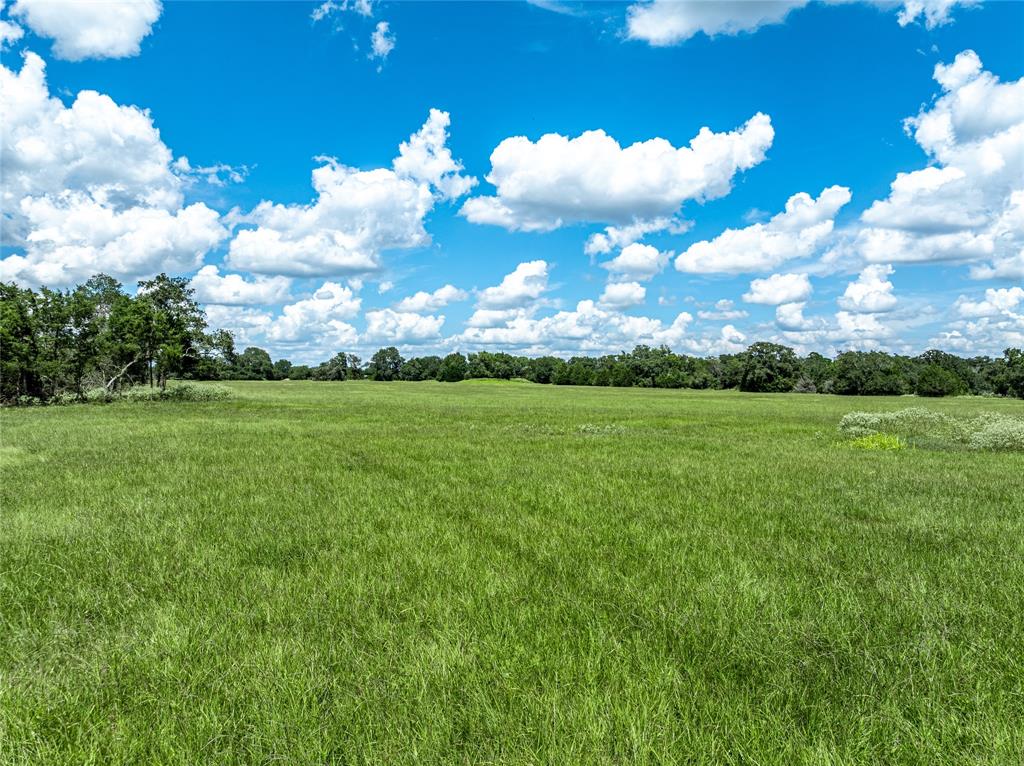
[1,0,1022,363]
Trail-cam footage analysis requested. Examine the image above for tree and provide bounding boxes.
[312,352,362,381]
[135,274,208,389]
[236,347,274,380]
[739,342,799,393]
[437,352,467,382]
[916,364,963,397]
[367,346,404,381]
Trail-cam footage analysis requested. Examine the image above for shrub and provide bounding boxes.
[838,407,1023,452]
[967,417,1024,451]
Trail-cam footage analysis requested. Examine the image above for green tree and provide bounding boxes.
[915,364,963,397]
[236,347,274,380]
[437,352,467,382]
[367,346,404,381]
[739,342,799,393]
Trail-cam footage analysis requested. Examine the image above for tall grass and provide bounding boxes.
[2,383,1022,764]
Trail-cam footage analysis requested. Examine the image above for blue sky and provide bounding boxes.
[1,0,1022,363]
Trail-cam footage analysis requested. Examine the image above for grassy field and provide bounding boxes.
[2,381,1022,765]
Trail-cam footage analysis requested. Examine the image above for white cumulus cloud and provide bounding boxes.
[190,265,292,307]
[475,260,550,309]
[9,0,161,60]
[676,186,851,274]
[226,110,472,278]
[600,242,670,282]
[742,272,813,305]
[598,281,646,309]
[394,283,468,312]
[461,113,774,231]
[838,264,898,313]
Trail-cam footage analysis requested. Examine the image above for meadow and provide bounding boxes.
[2,381,1022,765]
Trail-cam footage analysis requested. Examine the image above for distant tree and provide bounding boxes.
[437,352,467,382]
[236,347,274,380]
[998,348,1024,398]
[272,359,294,380]
[400,355,442,381]
[800,352,834,393]
[916,364,963,397]
[525,356,564,384]
[313,352,362,381]
[367,346,404,381]
[739,342,799,393]
[288,364,312,380]
[833,351,913,396]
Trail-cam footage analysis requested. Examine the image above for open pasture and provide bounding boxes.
[2,382,1022,764]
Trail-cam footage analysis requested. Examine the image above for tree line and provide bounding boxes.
[2,274,1023,404]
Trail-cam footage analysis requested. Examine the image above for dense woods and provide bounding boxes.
[2,274,1023,404]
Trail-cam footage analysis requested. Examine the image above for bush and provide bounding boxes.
[122,383,231,402]
[838,407,1023,452]
[967,417,1024,451]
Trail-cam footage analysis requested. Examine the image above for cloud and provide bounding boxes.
[226,110,472,278]
[698,298,748,321]
[9,0,161,60]
[364,308,445,343]
[1,52,181,241]
[0,192,225,287]
[458,299,700,354]
[598,281,646,308]
[742,272,813,305]
[838,264,898,312]
[625,1,978,47]
[0,51,233,287]
[627,0,805,46]
[475,260,550,309]
[676,186,851,274]
[584,217,689,256]
[954,286,1024,318]
[775,302,816,331]
[856,51,1023,273]
[311,0,373,21]
[392,109,477,200]
[370,20,395,61]
[190,265,291,306]
[394,283,468,312]
[265,282,361,344]
[461,113,773,231]
[600,242,670,282]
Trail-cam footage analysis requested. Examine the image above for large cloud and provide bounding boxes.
[600,243,670,282]
[8,0,162,61]
[742,272,813,305]
[461,113,773,231]
[364,308,445,344]
[0,51,226,286]
[265,282,361,344]
[394,283,467,312]
[675,186,851,274]
[625,1,979,47]
[837,264,897,313]
[226,110,474,278]
[856,51,1023,274]
[190,265,292,307]
[598,281,646,309]
[475,260,550,309]
[0,193,225,286]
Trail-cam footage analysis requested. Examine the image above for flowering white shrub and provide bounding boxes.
[838,408,1023,452]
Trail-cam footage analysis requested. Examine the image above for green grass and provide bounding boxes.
[2,382,1023,765]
